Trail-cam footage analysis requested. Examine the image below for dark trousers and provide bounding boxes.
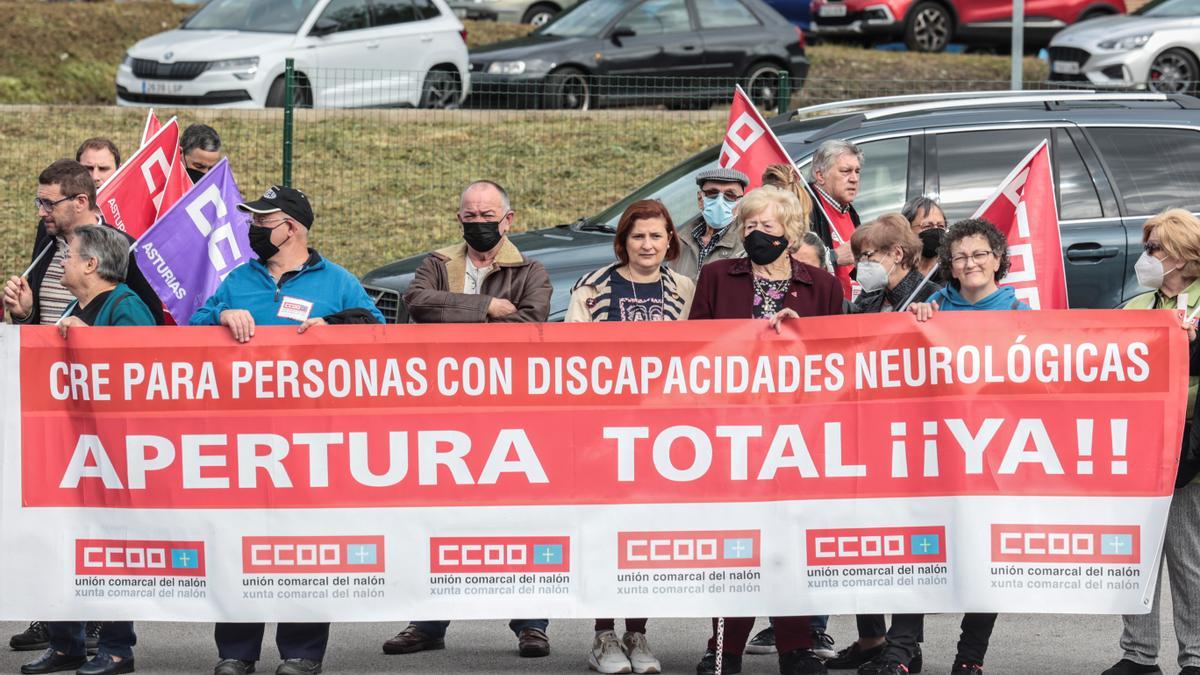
[214,623,329,662]
[857,614,887,639]
[410,619,547,640]
[880,613,993,665]
[708,616,812,654]
[595,619,648,634]
[47,622,136,659]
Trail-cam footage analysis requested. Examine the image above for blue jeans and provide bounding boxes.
[47,622,136,659]
[810,616,829,633]
[411,619,548,639]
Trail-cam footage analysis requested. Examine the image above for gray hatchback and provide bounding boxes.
[362,90,1200,321]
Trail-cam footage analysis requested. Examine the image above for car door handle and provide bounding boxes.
[1066,244,1120,262]
[367,41,380,49]
[420,35,433,42]
[681,44,698,51]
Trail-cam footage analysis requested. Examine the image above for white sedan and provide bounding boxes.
[1047,0,1200,94]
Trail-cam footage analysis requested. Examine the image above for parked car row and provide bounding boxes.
[117,0,808,109]
[359,91,1200,321]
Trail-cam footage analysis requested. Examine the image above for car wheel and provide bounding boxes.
[522,3,558,27]
[744,62,785,112]
[905,1,952,53]
[265,75,313,108]
[1149,49,1199,95]
[420,68,461,108]
[546,67,591,110]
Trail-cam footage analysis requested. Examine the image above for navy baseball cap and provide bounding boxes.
[237,185,314,228]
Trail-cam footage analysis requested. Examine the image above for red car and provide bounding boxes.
[809,0,1126,52]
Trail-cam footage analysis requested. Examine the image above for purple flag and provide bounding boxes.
[133,159,251,324]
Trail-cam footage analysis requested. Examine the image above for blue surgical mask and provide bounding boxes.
[702,195,735,229]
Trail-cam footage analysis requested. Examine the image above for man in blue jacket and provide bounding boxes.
[190,185,382,675]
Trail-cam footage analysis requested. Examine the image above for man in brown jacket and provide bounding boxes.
[403,180,551,324]
[388,180,553,659]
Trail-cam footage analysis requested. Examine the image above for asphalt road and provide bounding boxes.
[0,597,1183,675]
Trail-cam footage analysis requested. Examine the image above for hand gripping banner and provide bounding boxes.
[0,310,1185,621]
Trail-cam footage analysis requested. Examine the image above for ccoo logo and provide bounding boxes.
[75,539,206,576]
[806,526,948,566]
[242,536,385,574]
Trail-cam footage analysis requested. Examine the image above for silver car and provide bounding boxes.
[449,0,580,25]
[1048,0,1200,94]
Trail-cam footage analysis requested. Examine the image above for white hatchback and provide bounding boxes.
[116,0,471,108]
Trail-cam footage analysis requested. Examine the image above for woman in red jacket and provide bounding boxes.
[689,186,843,675]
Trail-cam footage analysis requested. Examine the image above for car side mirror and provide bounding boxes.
[309,18,341,37]
[610,25,636,44]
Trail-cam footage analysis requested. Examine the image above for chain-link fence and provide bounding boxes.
[0,71,1091,282]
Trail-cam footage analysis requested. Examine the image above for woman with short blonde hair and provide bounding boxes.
[734,185,808,253]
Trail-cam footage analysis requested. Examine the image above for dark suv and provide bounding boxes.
[362,91,1200,321]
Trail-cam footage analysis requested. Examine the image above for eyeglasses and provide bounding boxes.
[33,195,77,212]
[856,249,879,262]
[702,188,743,203]
[1144,242,1163,255]
[251,216,290,229]
[950,250,997,268]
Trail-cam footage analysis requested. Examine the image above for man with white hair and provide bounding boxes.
[808,139,863,301]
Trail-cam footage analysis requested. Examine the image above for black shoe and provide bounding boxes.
[860,648,922,674]
[275,659,321,675]
[697,649,743,674]
[19,649,87,675]
[10,622,50,651]
[84,624,101,656]
[77,654,135,675]
[1100,660,1162,675]
[950,661,983,675]
[747,626,777,655]
[811,630,836,660]
[1180,667,1199,675]
[826,642,885,670]
[382,625,445,655]
[213,659,255,675]
[780,648,828,675]
[517,627,550,658]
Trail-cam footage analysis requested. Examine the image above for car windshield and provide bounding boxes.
[539,0,632,37]
[184,0,321,33]
[1137,0,1200,17]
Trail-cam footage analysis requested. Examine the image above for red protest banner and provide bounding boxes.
[97,118,179,238]
[17,311,1183,509]
[972,140,1068,309]
[155,148,193,220]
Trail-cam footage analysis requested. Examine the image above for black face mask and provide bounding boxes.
[919,228,946,259]
[249,225,282,261]
[461,219,503,253]
[187,167,207,184]
[744,230,788,265]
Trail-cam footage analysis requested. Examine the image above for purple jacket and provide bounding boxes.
[688,257,844,320]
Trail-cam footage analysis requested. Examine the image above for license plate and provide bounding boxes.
[1052,61,1081,75]
[141,81,184,95]
[819,4,847,17]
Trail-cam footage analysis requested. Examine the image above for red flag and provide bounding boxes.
[140,109,161,147]
[971,140,1068,310]
[156,149,194,219]
[717,85,795,191]
[97,118,179,239]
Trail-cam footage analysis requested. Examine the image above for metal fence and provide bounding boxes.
[0,71,1091,284]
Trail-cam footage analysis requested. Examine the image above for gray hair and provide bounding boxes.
[460,180,511,212]
[71,225,129,284]
[181,124,221,154]
[810,139,864,181]
[901,195,943,224]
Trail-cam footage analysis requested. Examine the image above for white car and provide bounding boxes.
[1048,0,1200,94]
[117,0,471,108]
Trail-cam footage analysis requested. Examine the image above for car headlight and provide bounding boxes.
[1098,33,1152,51]
[208,57,260,80]
[121,53,132,67]
[487,61,528,75]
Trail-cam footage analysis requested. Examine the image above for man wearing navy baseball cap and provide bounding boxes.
[190,184,384,348]
[192,187,384,675]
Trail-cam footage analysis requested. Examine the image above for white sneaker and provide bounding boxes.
[588,630,632,674]
[622,631,662,674]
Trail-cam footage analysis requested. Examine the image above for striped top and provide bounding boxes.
[37,237,73,325]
